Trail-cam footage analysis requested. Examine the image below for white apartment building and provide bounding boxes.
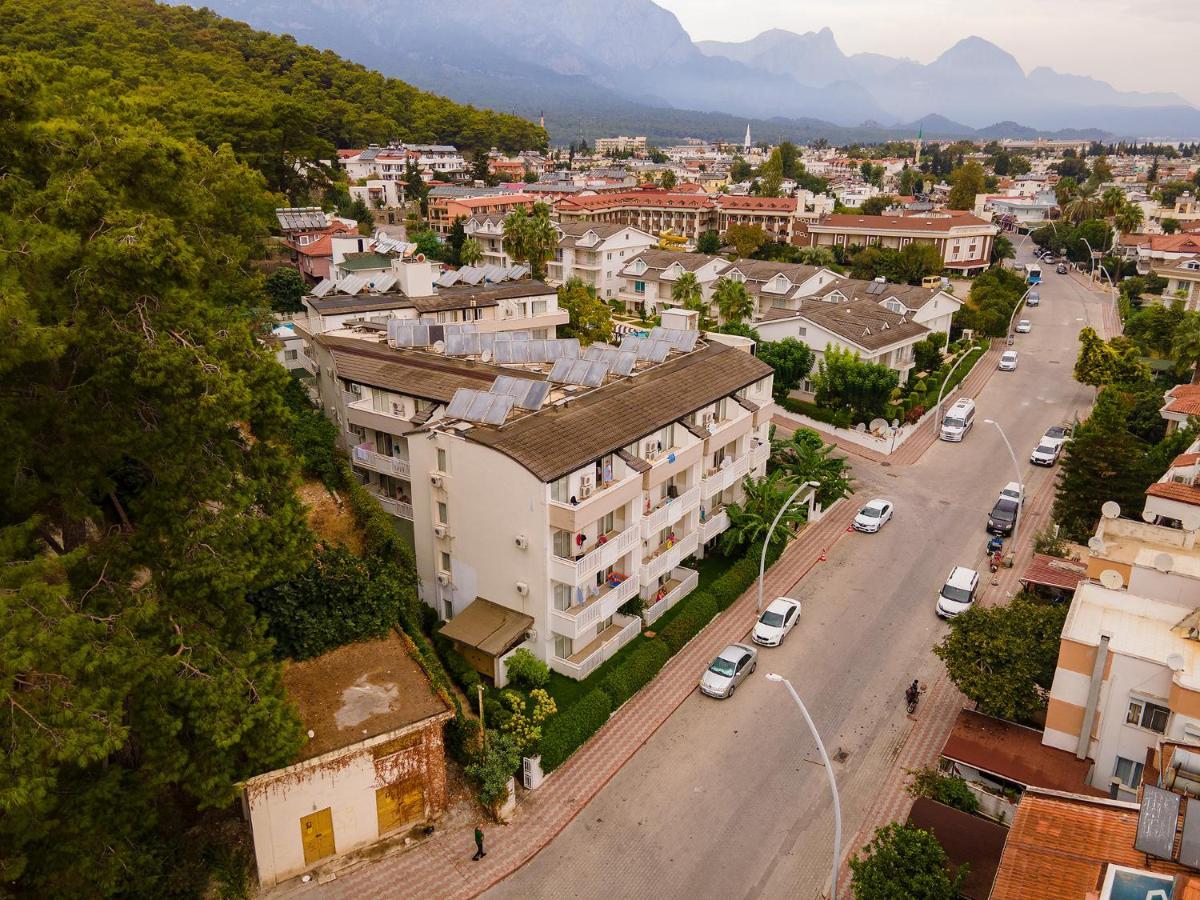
[462,216,512,269]
[300,314,782,682]
[1042,511,1200,800]
[547,223,657,299]
[616,250,731,315]
[806,212,999,276]
[595,136,647,155]
[339,143,468,183]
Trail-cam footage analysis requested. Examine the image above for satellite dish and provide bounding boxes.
[1142,510,1158,523]
[1183,511,1200,532]
[854,423,867,433]
[481,350,492,363]
[869,417,888,432]
[1168,653,1187,673]
[1101,501,1121,519]
[1099,569,1125,590]
[891,419,900,429]
[1154,552,1176,573]
[1087,536,1107,553]
[433,340,445,353]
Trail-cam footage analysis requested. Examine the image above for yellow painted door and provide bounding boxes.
[376,779,425,834]
[300,807,336,865]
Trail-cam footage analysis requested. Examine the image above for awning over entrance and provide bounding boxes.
[439,598,533,658]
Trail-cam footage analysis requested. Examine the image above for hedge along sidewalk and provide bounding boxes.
[311,498,858,900]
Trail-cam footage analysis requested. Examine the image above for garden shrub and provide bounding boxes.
[660,594,718,653]
[600,639,670,708]
[434,633,482,694]
[540,689,612,772]
[504,647,550,689]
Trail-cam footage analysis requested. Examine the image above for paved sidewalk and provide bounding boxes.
[287,502,859,900]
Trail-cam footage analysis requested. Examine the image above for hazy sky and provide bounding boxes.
[655,0,1200,105]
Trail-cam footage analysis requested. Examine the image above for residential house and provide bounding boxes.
[595,136,647,155]
[1145,435,1200,525]
[805,212,998,275]
[242,632,453,887]
[299,318,783,681]
[556,189,718,245]
[287,220,360,283]
[792,277,961,342]
[715,195,806,244]
[1160,384,1200,434]
[547,223,657,299]
[462,216,512,269]
[1118,233,1200,270]
[276,207,331,239]
[429,193,535,237]
[265,323,313,375]
[349,180,406,225]
[1152,256,1200,310]
[615,250,731,314]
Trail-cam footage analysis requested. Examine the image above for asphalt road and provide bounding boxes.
[486,248,1106,900]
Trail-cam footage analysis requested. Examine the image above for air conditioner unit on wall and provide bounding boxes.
[436,572,451,586]
[433,524,448,539]
[515,535,529,550]
[516,581,529,596]
[431,474,443,488]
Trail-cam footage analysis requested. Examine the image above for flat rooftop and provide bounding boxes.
[283,631,450,762]
[1094,517,1200,580]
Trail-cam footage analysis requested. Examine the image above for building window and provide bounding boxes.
[436,448,448,473]
[1113,755,1144,788]
[550,475,569,503]
[553,582,573,612]
[552,529,573,559]
[1126,698,1169,733]
[554,634,572,660]
[436,502,448,525]
[634,281,646,294]
[531,299,548,315]
[284,349,298,361]
[442,597,453,620]
[440,551,451,572]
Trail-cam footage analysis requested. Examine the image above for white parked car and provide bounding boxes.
[853,498,894,533]
[998,350,1018,371]
[1000,481,1024,506]
[1030,442,1062,466]
[1041,424,1072,452]
[699,643,757,699]
[1016,319,1032,333]
[751,597,802,647]
[936,566,980,619]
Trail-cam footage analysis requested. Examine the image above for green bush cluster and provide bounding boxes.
[540,689,612,772]
[340,462,416,569]
[779,397,854,429]
[660,594,719,653]
[599,639,671,709]
[433,633,483,694]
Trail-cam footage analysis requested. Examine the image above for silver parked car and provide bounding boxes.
[699,643,758,699]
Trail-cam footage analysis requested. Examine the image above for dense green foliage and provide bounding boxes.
[1073,327,1151,387]
[0,0,542,199]
[912,337,945,374]
[696,230,722,254]
[953,266,1028,337]
[757,338,815,398]
[504,648,550,690]
[849,243,944,285]
[558,278,614,345]
[503,202,557,280]
[660,594,720,653]
[250,548,409,660]
[265,266,308,314]
[768,428,855,508]
[598,640,671,709]
[934,598,1069,722]
[906,767,981,814]
[850,823,967,899]
[720,471,814,556]
[1030,219,1113,267]
[712,276,755,324]
[540,690,612,772]
[723,224,769,258]
[465,731,523,808]
[811,346,900,421]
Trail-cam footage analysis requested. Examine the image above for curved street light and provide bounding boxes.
[765,672,843,899]
[756,480,819,614]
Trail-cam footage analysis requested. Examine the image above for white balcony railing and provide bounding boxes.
[342,391,363,407]
[698,508,730,545]
[549,613,641,680]
[550,526,640,586]
[642,567,699,625]
[550,575,640,641]
[352,444,411,479]
[640,485,701,539]
[639,531,699,585]
[701,452,751,496]
[297,349,317,375]
[750,439,770,471]
[365,487,413,520]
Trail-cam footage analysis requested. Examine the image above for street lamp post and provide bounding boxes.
[983,418,1023,545]
[756,480,819,614]
[765,673,843,899]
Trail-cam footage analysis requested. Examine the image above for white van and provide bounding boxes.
[936,566,980,618]
[940,398,976,442]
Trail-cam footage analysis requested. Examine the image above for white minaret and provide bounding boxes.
[743,123,751,153]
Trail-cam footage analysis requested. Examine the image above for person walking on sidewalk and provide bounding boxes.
[472,824,486,861]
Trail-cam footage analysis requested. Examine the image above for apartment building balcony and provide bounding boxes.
[345,396,411,434]
[296,348,317,376]
[364,485,413,520]
[549,613,641,681]
[550,574,640,641]
[549,469,643,534]
[640,530,699,585]
[551,525,640,585]
[701,452,751,496]
[750,438,770,470]
[702,408,753,453]
[698,506,730,544]
[640,485,700,540]
[642,566,699,626]
[351,444,411,479]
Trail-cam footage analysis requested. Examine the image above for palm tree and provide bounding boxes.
[1114,202,1144,235]
[990,234,1015,266]
[670,271,712,329]
[501,202,557,280]
[1062,188,1101,224]
[767,427,855,507]
[1100,187,1126,217]
[501,206,528,267]
[718,471,810,556]
[459,237,483,267]
[1173,311,1200,384]
[712,276,754,325]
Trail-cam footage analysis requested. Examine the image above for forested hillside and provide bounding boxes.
[0,0,544,196]
[0,1,534,895]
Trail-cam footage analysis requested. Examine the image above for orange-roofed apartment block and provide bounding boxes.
[805,212,999,276]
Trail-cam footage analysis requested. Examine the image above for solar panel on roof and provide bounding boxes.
[482,394,515,425]
[311,278,335,298]
[619,335,641,352]
[548,358,574,383]
[646,341,671,363]
[467,391,492,421]
[674,330,699,352]
[459,267,484,285]
[339,274,368,295]
[506,266,526,280]
[520,381,551,410]
[446,389,476,419]
[612,351,637,377]
[582,360,610,387]
[437,270,462,288]
[585,344,613,361]
[1180,797,1200,868]
[492,341,514,364]
[560,339,581,358]
[445,334,467,356]
[1135,786,1180,860]
[370,272,397,293]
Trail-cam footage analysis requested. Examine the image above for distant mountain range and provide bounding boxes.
[186,0,1200,142]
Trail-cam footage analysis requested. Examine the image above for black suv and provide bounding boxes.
[987,497,1019,536]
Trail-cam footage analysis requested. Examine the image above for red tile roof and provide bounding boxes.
[1173,453,1200,468]
[1120,233,1200,253]
[717,196,798,212]
[558,191,714,211]
[815,213,994,232]
[1020,554,1088,593]
[1147,481,1200,506]
[991,790,1198,899]
[941,709,1100,794]
[288,222,356,258]
[1164,384,1200,417]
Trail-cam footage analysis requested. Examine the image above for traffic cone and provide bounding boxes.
[818,548,827,562]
